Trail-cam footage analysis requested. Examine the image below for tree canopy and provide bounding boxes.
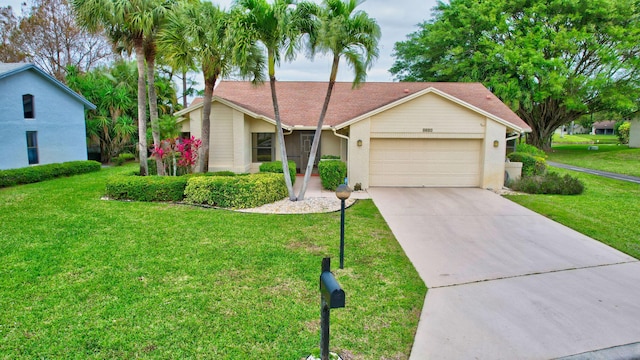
[390,0,640,149]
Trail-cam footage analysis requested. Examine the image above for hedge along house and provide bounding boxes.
[175,81,530,190]
[0,63,96,170]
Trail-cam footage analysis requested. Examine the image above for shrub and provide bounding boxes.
[510,172,585,195]
[0,160,101,188]
[318,160,347,190]
[105,174,188,201]
[320,155,341,160]
[114,153,135,166]
[259,160,296,185]
[617,122,630,144]
[515,143,546,158]
[184,173,287,209]
[507,152,547,177]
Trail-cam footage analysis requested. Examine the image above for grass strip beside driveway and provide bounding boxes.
[0,165,426,359]
[506,167,640,259]
[547,145,640,178]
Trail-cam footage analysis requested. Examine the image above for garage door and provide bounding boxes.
[369,139,482,187]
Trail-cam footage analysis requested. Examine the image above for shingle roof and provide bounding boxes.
[183,81,530,132]
[0,62,96,110]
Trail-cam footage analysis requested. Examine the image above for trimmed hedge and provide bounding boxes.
[105,174,188,201]
[510,172,585,195]
[259,160,296,185]
[0,160,101,188]
[507,152,547,177]
[184,173,287,209]
[318,160,347,190]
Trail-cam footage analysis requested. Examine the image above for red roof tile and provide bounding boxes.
[212,81,530,131]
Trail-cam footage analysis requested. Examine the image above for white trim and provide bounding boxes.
[174,96,294,131]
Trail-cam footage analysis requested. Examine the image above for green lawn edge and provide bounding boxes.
[505,167,640,259]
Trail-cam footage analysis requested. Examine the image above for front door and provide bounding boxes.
[300,132,318,173]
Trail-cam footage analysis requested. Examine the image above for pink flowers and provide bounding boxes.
[152,136,202,175]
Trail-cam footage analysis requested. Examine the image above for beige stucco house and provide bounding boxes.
[175,81,530,190]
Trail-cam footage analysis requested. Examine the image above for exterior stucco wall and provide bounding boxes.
[630,120,640,148]
[320,130,341,157]
[0,70,87,170]
[370,93,486,138]
[481,119,507,189]
[347,118,371,189]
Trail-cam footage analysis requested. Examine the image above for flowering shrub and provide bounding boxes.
[152,136,202,176]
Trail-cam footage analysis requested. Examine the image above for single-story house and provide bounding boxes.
[0,63,96,170]
[591,120,616,135]
[175,81,531,190]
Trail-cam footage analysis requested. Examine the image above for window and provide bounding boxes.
[26,131,39,164]
[252,133,275,162]
[23,94,35,119]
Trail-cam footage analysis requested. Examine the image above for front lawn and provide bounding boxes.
[506,168,640,259]
[551,133,620,144]
[547,145,640,177]
[0,165,425,359]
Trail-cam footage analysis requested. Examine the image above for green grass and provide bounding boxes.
[552,133,620,144]
[506,167,640,259]
[0,165,426,359]
[547,144,640,177]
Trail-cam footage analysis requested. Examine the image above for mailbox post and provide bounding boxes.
[319,257,345,360]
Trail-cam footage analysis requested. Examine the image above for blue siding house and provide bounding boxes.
[0,63,96,170]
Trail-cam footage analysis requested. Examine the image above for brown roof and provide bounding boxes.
[592,120,616,129]
[211,81,530,131]
[189,97,204,107]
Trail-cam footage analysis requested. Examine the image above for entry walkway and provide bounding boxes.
[548,161,640,184]
[369,188,640,359]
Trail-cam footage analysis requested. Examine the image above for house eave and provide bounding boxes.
[0,63,96,110]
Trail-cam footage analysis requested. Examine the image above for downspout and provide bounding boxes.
[332,127,350,185]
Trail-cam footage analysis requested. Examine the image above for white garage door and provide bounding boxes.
[370,139,482,187]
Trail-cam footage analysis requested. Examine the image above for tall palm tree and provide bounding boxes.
[296,0,379,200]
[232,0,315,201]
[72,0,173,176]
[160,1,264,173]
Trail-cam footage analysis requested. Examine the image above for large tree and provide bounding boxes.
[160,1,264,173]
[390,0,640,149]
[297,0,379,200]
[232,0,315,200]
[2,0,112,81]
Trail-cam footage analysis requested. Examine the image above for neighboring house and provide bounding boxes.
[175,81,531,190]
[591,120,616,135]
[0,63,96,170]
[630,120,640,148]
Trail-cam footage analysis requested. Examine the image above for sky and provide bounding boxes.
[3,0,440,83]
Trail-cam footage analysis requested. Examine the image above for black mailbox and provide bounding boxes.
[320,271,345,309]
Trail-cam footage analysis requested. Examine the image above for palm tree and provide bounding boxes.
[297,0,380,200]
[232,0,315,201]
[160,1,264,173]
[72,0,174,176]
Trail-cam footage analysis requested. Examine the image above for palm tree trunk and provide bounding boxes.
[182,69,188,108]
[268,51,295,200]
[134,39,148,176]
[146,54,165,175]
[199,75,216,173]
[298,56,340,200]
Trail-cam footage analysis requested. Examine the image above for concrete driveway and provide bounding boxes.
[369,188,640,359]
